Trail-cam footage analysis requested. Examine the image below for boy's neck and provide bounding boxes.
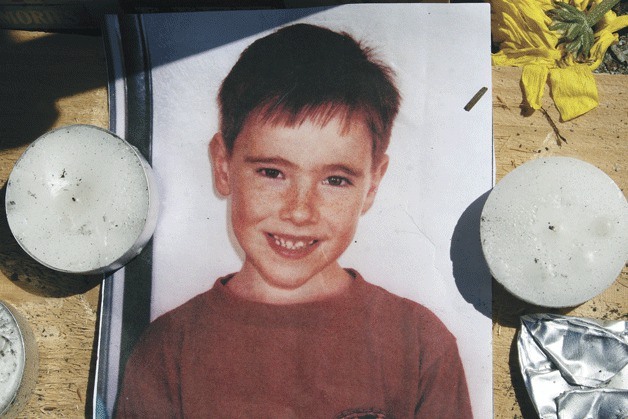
[225,263,354,305]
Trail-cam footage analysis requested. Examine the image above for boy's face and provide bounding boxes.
[210,113,388,299]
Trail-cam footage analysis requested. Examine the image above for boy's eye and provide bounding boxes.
[257,168,283,179]
[324,176,351,187]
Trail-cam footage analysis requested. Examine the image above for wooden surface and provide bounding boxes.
[0,30,626,418]
[0,30,107,417]
[491,66,627,418]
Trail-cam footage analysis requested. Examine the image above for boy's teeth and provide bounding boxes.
[272,234,314,250]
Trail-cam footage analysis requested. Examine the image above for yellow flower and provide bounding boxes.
[492,0,628,120]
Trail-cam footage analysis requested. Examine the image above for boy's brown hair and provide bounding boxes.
[217,23,401,162]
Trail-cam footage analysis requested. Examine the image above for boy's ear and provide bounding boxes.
[361,154,389,215]
[209,133,231,196]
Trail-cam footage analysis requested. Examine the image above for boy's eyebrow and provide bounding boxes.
[323,164,364,177]
[244,156,364,177]
[243,156,297,168]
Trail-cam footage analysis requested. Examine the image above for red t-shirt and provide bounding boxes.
[115,270,472,418]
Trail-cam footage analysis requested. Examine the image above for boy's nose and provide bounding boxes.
[279,182,319,225]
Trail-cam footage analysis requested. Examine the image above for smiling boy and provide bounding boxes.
[115,23,472,418]
[211,115,386,305]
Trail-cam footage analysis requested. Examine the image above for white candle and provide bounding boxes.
[0,301,38,418]
[5,125,159,274]
[481,157,628,307]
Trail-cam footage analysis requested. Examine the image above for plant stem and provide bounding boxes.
[586,0,620,27]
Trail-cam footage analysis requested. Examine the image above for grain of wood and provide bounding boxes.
[492,66,627,419]
[0,29,106,418]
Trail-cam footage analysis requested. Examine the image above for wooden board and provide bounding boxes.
[0,30,107,417]
[0,30,625,418]
[492,66,627,418]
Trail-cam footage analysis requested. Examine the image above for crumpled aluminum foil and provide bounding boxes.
[518,313,628,419]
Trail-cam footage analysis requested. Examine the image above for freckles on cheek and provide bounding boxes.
[329,201,348,216]
[323,204,363,242]
[231,182,277,223]
[329,194,365,217]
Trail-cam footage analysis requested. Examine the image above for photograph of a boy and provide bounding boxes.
[115,23,472,418]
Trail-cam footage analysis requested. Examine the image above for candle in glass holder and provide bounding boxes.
[480,157,628,307]
[5,124,159,274]
[0,301,38,418]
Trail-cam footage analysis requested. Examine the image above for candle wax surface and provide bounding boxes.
[5,125,154,273]
[480,157,628,307]
[0,303,25,416]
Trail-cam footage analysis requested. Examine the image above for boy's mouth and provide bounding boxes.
[268,233,318,251]
[266,233,320,258]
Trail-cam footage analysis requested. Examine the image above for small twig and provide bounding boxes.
[464,87,488,111]
[495,95,510,110]
[540,107,568,146]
